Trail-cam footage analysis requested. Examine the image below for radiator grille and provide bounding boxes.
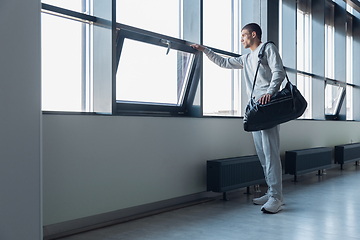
[207,156,265,193]
[335,143,360,164]
[285,147,332,175]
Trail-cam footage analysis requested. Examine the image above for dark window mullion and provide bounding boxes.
[41,3,97,23]
[115,31,125,73]
[116,102,186,116]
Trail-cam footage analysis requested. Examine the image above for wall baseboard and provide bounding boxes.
[43,168,342,239]
[43,191,220,240]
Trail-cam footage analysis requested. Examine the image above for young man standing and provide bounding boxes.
[191,23,285,213]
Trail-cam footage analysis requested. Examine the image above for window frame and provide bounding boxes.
[324,79,346,120]
[114,23,201,116]
[41,3,97,23]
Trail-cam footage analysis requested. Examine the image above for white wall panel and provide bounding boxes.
[43,115,360,226]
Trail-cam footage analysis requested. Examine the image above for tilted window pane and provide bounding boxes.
[116,39,194,105]
[41,13,83,111]
[116,0,180,39]
[325,83,344,115]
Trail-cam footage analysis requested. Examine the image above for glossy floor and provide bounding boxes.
[58,165,360,240]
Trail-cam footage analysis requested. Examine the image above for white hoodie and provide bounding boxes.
[204,42,286,101]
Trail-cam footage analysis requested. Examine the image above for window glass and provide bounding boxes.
[346,21,353,85]
[203,56,234,116]
[297,1,312,119]
[325,3,335,79]
[203,0,240,116]
[297,74,312,119]
[116,39,194,105]
[116,0,180,39]
[346,86,353,120]
[346,3,354,14]
[42,0,83,13]
[346,16,353,120]
[297,7,311,73]
[325,24,335,79]
[203,0,232,52]
[41,13,83,111]
[325,83,344,115]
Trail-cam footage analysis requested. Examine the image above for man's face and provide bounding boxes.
[241,29,254,49]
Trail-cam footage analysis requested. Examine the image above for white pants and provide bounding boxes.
[252,125,283,200]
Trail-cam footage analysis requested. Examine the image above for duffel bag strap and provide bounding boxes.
[250,41,290,100]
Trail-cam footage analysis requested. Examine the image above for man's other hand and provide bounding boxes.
[258,93,272,105]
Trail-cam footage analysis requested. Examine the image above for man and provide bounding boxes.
[191,23,285,213]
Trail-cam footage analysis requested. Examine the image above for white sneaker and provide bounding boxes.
[252,194,269,205]
[253,194,285,205]
[261,196,283,213]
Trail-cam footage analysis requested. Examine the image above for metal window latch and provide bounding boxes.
[160,39,171,55]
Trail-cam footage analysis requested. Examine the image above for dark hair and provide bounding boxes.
[242,23,262,40]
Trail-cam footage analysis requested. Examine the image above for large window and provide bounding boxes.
[41,2,94,112]
[41,1,114,114]
[41,0,360,121]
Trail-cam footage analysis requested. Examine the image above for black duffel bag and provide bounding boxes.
[243,42,307,132]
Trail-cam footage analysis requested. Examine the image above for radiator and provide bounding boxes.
[335,143,360,169]
[207,155,265,200]
[285,147,332,181]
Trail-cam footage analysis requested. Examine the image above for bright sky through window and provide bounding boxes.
[41,13,83,111]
